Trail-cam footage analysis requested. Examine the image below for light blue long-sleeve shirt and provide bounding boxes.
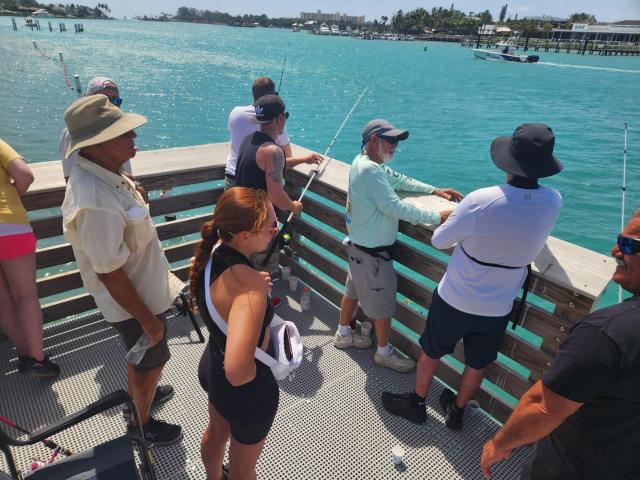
[345,154,441,248]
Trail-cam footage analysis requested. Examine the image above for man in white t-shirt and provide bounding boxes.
[382,123,563,431]
[60,77,132,181]
[225,76,322,189]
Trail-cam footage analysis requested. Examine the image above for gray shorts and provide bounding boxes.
[111,309,172,372]
[344,242,397,320]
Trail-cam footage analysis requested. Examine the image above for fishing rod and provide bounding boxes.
[619,122,628,303]
[261,86,369,267]
[277,47,288,94]
[0,414,73,456]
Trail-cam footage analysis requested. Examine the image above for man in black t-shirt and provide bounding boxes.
[481,211,640,480]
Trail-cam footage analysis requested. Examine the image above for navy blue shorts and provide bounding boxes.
[419,289,510,370]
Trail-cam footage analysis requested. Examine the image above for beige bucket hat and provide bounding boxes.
[63,94,147,159]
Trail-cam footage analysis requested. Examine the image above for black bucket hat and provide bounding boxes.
[490,123,563,179]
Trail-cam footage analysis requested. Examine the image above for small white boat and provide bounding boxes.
[24,16,35,26]
[32,8,53,18]
[319,24,331,35]
[472,36,539,63]
[330,25,340,36]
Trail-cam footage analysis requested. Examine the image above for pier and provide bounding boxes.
[0,144,615,478]
[461,35,640,56]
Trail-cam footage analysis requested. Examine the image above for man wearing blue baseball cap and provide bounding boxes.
[334,118,461,372]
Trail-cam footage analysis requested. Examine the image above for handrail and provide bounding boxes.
[12,142,616,423]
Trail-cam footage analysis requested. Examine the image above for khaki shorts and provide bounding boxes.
[111,309,172,372]
[344,242,397,320]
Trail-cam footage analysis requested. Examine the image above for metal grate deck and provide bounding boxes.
[0,282,532,479]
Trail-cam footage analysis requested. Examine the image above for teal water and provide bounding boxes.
[2,19,640,308]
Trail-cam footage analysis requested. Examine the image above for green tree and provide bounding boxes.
[569,12,596,24]
[499,4,508,23]
[479,9,492,25]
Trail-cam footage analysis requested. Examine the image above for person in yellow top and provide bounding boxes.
[0,139,60,376]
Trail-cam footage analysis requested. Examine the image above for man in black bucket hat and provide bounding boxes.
[383,123,563,430]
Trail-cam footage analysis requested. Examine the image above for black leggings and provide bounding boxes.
[198,341,279,445]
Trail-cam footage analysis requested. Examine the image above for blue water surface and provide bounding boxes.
[2,19,640,307]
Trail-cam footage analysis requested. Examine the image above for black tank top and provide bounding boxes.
[235,131,285,191]
[196,243,274,354]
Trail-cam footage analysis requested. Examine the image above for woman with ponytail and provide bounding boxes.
[191,187,279,480]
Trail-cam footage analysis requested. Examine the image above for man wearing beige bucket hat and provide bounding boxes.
[61,95,185,446]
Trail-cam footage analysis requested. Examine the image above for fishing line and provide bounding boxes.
[619,122,628,303]
[261,86,369,266]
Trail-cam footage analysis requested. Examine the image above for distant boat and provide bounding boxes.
[330,25,340,36]
[24,16,35,26]
[32,8,53,18]
[319,24,330,35]
[472,36,539,63]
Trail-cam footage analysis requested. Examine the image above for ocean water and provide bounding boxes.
[2,18,640,307]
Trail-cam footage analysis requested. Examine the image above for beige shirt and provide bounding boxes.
[61,156,183,323]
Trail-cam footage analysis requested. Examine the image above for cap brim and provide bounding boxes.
[248,116,270,125]
[65,112,147,159]
[384,128,409,141]
[490,136,563,179]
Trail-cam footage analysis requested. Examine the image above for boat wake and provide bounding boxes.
[537,62,640,74]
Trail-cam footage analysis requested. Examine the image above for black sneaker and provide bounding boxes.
[17,355,60,378]
[127,417,183,446]
[123,385,175,419]
[439,388,464,431]
[381,391,427,424]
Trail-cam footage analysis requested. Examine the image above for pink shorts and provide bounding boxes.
[0,232,37,261]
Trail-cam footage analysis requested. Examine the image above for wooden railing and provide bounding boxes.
[22,143,615,423]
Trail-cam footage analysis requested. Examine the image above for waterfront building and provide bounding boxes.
[300,10,364,25]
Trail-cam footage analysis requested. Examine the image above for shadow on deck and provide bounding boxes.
[0,282,532,479]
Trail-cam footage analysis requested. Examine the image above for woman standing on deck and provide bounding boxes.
[0,139,60,376]
[190,187,279,480]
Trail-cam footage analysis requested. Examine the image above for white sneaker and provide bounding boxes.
[374,348,416,373]
[333,331,372,349]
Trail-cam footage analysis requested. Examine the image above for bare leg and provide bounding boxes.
[228,435,267,480]
[456,365,485,408]
[415,351,440,398]
[338,296,358,327]
[0,254,44,360]
[128,363,163,426]
[373,318,391,348]
[201,403,230,480]
[0,266,27,355]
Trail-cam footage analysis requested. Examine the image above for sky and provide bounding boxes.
[113,1,640,23]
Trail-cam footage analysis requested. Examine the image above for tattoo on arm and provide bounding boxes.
[267,147,285,184]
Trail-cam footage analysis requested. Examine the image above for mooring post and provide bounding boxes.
[74,74,81,93]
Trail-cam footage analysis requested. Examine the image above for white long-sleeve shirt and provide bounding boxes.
[433,183,562,316]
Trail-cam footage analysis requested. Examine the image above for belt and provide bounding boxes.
[351,242,394,261]
[460,244,532,330]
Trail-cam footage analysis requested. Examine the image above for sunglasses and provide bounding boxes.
[376,134,399,145]
[109,96,123,107]
[617,235,640,255]
[260,221,279,236]
[282,111,290,120]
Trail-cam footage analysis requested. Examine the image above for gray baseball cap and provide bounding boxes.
[362,119,409,145]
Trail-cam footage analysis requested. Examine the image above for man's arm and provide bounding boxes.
[97,269,165,345]
[76,209,165,345]
[481,380,582,478]
[369,166,441,225]
[260,144,302,214]
[283,143,324,168]
[430,196,475,249]
[384,166,463,202]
